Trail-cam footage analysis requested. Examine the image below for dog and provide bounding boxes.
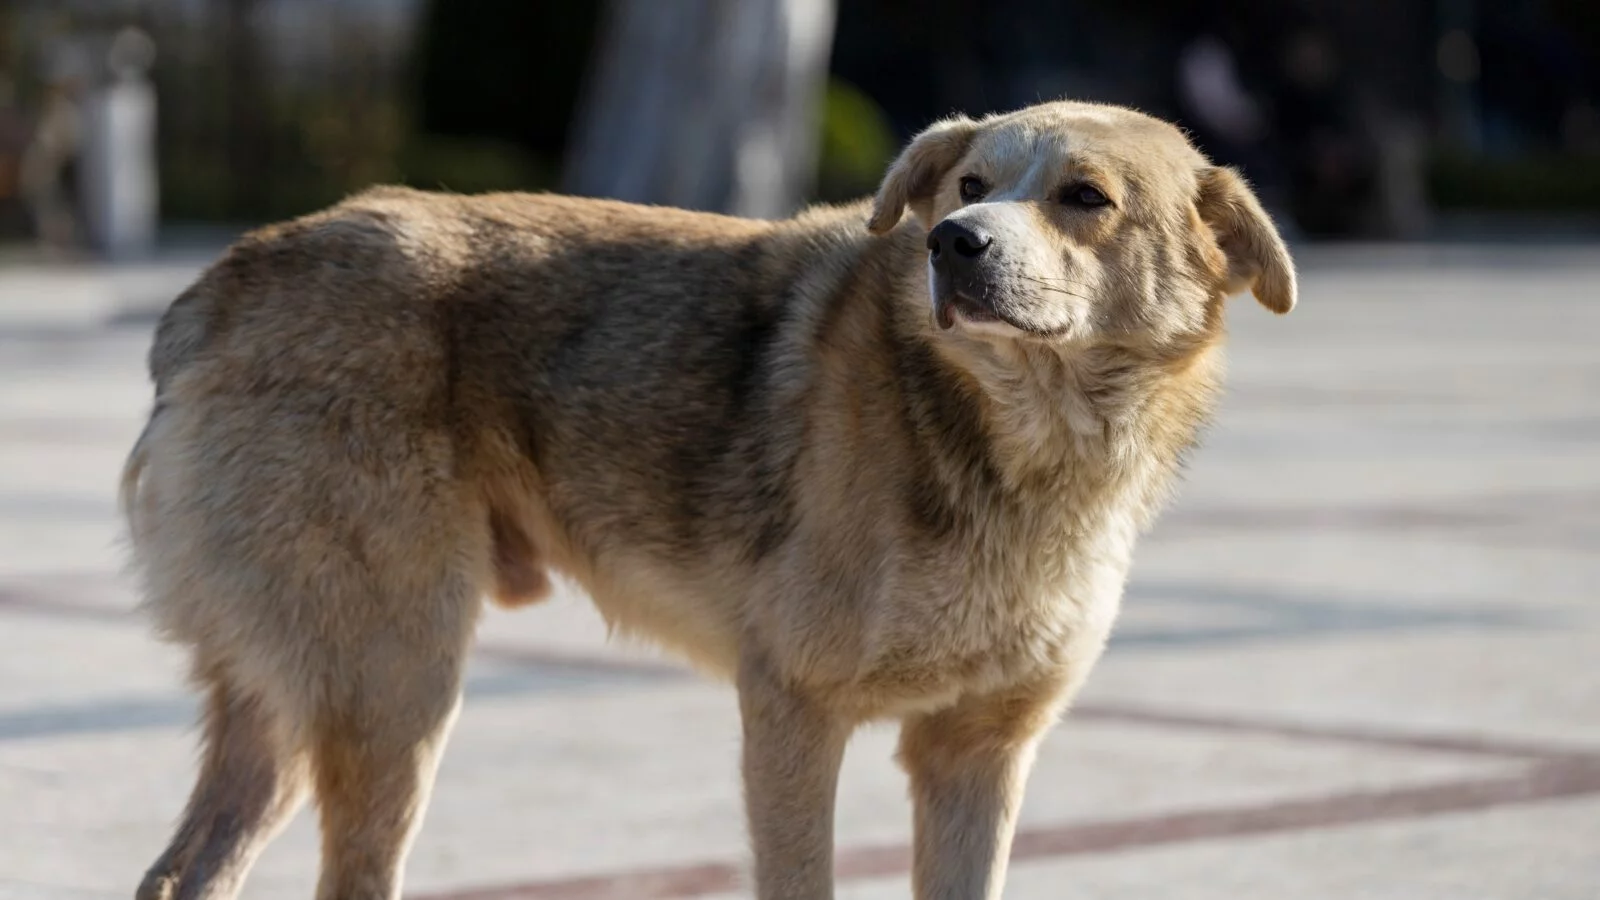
[120,99,1294,900]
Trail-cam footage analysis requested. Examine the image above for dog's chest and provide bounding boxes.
[856,497,1141,709]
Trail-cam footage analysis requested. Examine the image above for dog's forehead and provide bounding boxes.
[970,103,1200,183]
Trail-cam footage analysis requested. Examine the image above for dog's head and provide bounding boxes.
[868,101,1295,346]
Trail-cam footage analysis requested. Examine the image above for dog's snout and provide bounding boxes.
[927,220,993,269]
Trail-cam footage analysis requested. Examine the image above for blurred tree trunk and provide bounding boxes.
[562,0,836,219]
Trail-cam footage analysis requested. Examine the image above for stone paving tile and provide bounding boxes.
[0,245,1597,899]
[0,684,1535,898]
[832,797,1600,899]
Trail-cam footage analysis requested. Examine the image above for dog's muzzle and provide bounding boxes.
[927,220,1003,330]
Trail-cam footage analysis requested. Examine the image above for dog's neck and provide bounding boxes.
[910,301,1225,530]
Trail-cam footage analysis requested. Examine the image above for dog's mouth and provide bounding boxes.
[933,290,1003,331]
[930,284,1078,341]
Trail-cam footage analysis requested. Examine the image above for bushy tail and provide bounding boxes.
[123,279,213,541]
[119,405,160,537]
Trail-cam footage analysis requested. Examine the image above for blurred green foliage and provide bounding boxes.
[396,134,553,196]
[815,78,897,204]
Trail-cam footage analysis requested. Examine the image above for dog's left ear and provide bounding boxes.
[868,116,978,234]
[1195,167,1297,314]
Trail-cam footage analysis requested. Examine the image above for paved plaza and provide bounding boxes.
[1,244,1597,898]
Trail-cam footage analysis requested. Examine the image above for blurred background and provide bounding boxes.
[1,0,1598,260]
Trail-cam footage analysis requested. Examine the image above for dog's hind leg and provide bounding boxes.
[137,669,308,900]
[308,570,477,900]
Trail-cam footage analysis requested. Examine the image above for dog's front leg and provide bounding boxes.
[897,680,1068,900]
[738,650,850,900]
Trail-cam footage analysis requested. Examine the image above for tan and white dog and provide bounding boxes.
[122,99,1294,900]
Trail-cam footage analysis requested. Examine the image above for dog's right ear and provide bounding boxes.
[867,116,978,234]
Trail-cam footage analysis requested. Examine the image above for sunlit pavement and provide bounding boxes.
[2,244,1597,899]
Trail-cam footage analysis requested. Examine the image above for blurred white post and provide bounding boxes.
[82,28,160,260]
[563,0,836,218]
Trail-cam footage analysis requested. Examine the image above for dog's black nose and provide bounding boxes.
[926,220,993,270]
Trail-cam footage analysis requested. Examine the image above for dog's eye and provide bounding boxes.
[1061,184,1110,208]
[958,176,987,204]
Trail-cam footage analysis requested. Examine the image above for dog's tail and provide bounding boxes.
[121,281,215,539]
[118,405,157,532]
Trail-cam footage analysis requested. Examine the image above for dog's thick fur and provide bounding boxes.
[122,100,1294,900]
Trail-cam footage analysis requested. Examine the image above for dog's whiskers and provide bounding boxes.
[1014,274,1092,301]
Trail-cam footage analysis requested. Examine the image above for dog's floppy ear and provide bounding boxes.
[867,116,978,234]
[1195,166,1297,314]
